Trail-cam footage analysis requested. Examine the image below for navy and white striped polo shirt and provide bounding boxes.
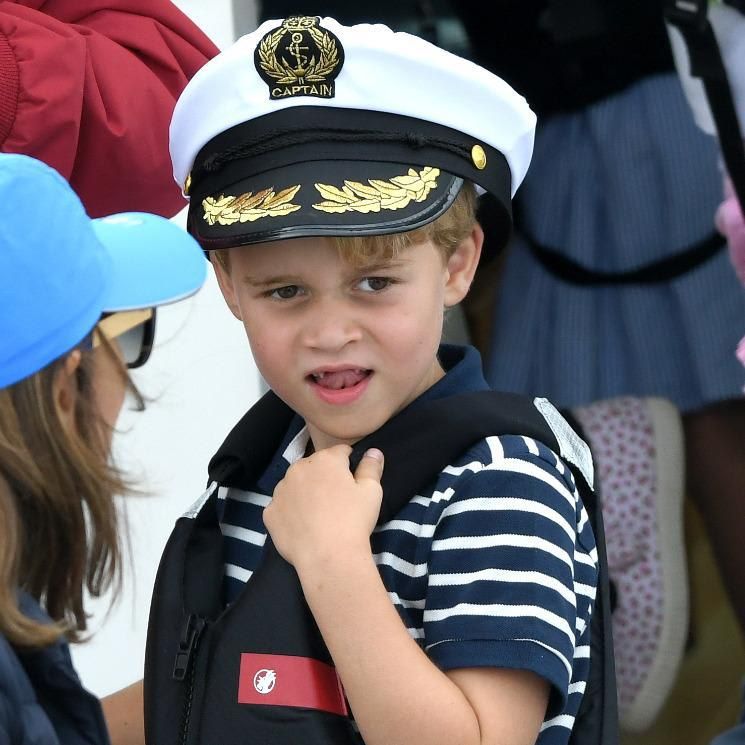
[215,345,598,744]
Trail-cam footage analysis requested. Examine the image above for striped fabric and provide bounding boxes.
[217,427,597,744]
[485,72,745,411]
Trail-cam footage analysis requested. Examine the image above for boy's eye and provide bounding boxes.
[358,277,391,292]
[270,285,301,299]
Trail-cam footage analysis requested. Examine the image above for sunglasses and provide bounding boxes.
[92,308,156,369]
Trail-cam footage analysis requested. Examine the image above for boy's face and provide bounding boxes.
[214,230,481,450]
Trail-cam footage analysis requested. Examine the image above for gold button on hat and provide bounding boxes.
[471,145,487,170]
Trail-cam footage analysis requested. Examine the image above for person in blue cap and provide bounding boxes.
[0,153,207,745]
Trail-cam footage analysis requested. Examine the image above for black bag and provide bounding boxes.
[666,0,745,211]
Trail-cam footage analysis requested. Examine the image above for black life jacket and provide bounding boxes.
[144,389,617,745]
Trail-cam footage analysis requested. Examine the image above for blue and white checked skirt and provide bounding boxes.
[485,73,745,411]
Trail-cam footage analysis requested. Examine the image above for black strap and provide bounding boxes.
[665,0,745,212]
[210,388,578,524]
[523,229,726,286]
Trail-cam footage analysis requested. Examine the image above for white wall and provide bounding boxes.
[70,2,261,697]
[171,0,240,49]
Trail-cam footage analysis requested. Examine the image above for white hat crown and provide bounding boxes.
[170,17,536,198]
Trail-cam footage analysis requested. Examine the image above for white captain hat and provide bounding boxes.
[170,15,536,251]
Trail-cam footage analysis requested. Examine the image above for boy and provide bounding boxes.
[144,16,599,745]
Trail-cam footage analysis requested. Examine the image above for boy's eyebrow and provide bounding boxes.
[240,274,299,288]
[352,259,407,273]
[241,260,408,287]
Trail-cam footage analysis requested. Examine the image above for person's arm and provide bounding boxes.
[296,532,549,745]
[265,446,555,745]
[0,0,219,218]
[101,679,144,745]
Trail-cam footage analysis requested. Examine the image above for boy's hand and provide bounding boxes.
[264,445,384,570]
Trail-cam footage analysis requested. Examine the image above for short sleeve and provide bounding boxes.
[423,434,597,714]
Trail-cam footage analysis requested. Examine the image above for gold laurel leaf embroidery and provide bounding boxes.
[312,168,440,215]
[227,195,251,212]
[348,198,381,214]
[203,196,234,225]
[276,60,298,85]
[238,209,267,223]
[304,25,339,81]
[380,193,413,211]
[419,181,437,201]
[367,179,408,198]
[312,201,351,214]
[265,202,302,216]
[213,209,241,226]
[262,184,301,208]
[233,189,272,211]
[315,183,355,204]
[202,186,302,226]
[257,28,287,81]
[390,174,421,188]
[344,180,379,199]
[237,202,302,223]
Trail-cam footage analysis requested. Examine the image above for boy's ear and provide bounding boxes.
[444,222,484,307]
[211,254,243,321]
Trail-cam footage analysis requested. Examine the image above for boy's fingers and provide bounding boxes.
[354,448,384,483]
[323,444,353,460]
[300,444,351,465]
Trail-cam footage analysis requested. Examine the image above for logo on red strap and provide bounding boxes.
[253,668,277,694]
[238,653,348,716]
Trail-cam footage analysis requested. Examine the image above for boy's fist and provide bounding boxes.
[264,445,385,570]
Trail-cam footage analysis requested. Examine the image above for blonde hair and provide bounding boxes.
[211,181,477,272]
[0,338,130,647]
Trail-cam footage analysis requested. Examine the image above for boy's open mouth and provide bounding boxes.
[308,368,372,390]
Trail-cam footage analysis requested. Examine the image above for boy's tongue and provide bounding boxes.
[316,369,368,390]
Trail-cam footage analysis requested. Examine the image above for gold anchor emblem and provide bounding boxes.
[287,33,309,78]
[255,16,344,100]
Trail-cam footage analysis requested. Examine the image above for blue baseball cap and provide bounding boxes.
[0,154,207,388]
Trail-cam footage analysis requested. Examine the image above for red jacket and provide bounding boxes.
[0,0,219,217]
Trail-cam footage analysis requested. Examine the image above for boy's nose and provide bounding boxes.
[301,302,362,351]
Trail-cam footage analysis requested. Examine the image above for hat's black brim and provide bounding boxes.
[189,159,464,249]
[186,107,514,252]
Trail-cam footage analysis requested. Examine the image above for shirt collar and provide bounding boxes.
[255,344,487,494]
[419,343,489,402]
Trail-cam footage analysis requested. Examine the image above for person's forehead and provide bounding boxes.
[228,235,431,275]
[228,234,336,264]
